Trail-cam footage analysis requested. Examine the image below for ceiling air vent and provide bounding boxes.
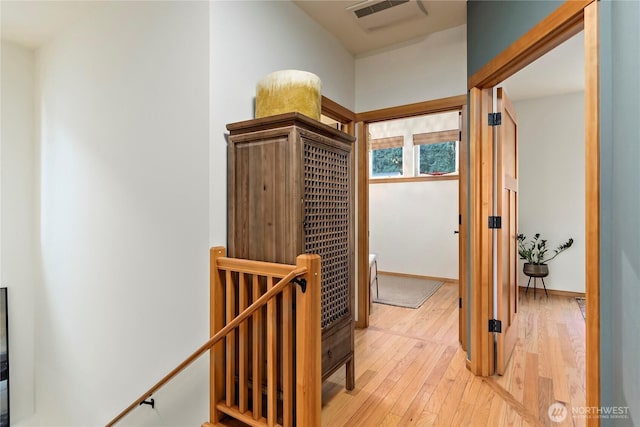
[353,0,409,18]
[347,0,428,31]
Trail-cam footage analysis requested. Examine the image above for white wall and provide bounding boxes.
[355,24,466,112]
[1,41,36,424]
[35,2,210,425]
[370,180,459,279]
[209,0,355,246]
[0,1,356,425]
[358,25,466,280]
[514,92,585,293]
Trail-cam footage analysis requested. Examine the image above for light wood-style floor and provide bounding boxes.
[321,281,586,427]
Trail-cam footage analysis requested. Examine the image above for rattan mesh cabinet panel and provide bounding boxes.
[227,113,355,390]
[303,141,350,328]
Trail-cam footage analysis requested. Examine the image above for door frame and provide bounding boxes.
[321,96,356,135]
[354,95,468,329]
[320,96,359,325]
[467,1,600,424]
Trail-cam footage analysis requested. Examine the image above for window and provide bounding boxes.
[368,110,461,180]
[372,147,403,177]
[370,136,403,177]
[413,129,460,175]
[417,142,457,174]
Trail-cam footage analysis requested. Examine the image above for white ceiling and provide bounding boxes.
[293,0,467,57]
[1,1,104,49]
[1,0,583,102]
[296,0,584,101]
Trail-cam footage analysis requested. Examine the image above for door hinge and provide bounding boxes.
[489,319,502,333]
[459,298,462,309]
[459,214,462,225]
[488,112,502,126]
[488,216,502,229]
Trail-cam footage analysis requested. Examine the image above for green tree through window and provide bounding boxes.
[419,141,456,174]
[372,147,403,176]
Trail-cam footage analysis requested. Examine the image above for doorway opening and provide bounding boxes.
[353,95,468,338]
[467,1,600,422]
[492,28,587,412]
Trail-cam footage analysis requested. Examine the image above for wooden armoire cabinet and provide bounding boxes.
[227,112,355,390]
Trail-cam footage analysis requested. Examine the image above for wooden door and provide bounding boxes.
[495,87,519,375]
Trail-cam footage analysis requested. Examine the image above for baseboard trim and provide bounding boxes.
[518,285,585,298]
[378,270,458,284]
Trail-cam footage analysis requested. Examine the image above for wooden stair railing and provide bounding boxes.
[106,246,321,427]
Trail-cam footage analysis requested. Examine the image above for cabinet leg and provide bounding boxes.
[345,358,355,391]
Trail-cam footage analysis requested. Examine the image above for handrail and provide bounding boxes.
[106,266,307,427]
[216,256,297,277]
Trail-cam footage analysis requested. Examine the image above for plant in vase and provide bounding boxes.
[516,233,574,277]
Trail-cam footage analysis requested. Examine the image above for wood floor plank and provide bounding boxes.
[487,394,508,426]
[449,402,473,426]
[355,342,434,425]
[342,377,396,426]
[414,410,438,426]
[506,406,525,427]
[549,335,571,403]
[395,376,440,425]
[433,353,472,426]
[469,382,496,426]
[387,345,446,417]
[538,376,554,426]
[323,338,417,426]
[461,374,484,405]
[322,282,585,427]
[422,350,462,416]
[484,377,544,427]
[524,311,539,354]
[523,352,540,415]
[380,412,402,427]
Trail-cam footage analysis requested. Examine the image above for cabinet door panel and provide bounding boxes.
[229,134,301,264]
[303,139,352,330]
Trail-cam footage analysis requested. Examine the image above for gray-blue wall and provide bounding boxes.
[467,0,561,76]
[600,0,640,425]
[468,1,639,425]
